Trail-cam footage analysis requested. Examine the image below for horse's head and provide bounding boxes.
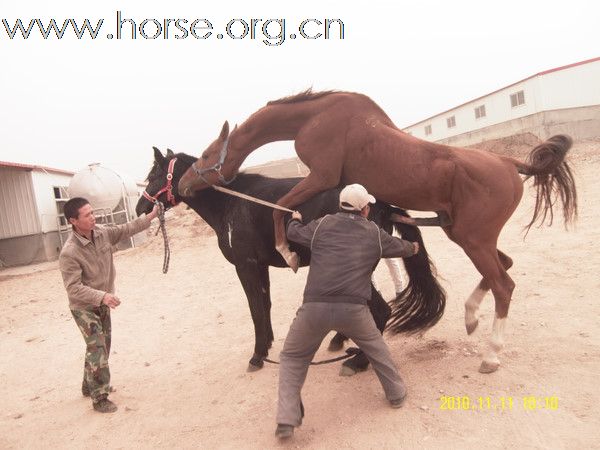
[178,121,238,197]
[135,147,192,216]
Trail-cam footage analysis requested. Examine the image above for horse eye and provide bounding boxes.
[202,154,208,160]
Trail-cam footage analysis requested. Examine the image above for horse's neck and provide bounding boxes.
[228,105,308,167]
[184,191,228,233]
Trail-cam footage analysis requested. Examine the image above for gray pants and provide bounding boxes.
[276,302,406,427]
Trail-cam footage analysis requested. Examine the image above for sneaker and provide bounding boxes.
[93,398,118,413]
[275,424,294,439]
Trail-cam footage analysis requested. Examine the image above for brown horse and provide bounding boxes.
[178,89,577,373]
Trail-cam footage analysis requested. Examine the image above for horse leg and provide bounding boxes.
[259,266,274,348]
[461,245,515,373]
[465,250,513,335]
[340,285,391,376]
[328,332,347,352]
[273,171,340,272]
[234,263,271,371]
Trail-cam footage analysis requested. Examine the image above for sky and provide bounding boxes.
[1,0,599,182]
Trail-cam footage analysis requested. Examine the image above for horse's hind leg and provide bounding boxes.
[328,333,347,352]
[462,245,515,373]
[465,250,513,335]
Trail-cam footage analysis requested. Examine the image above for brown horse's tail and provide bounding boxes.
[385,209,446,335]
[514,134,578,233]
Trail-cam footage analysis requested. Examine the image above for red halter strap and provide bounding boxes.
[143,158,179,206]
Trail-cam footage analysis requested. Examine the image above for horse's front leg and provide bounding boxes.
[234,263,271,371]
[273,172,340,272]
[274,209,299,272]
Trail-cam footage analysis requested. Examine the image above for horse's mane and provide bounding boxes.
[267,88,338,106]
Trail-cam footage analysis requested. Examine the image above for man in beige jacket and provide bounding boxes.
[59,197,158,413]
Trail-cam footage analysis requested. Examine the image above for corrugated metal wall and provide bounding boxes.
[0,168,42,239]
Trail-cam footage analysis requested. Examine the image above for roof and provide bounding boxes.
[0,160,74,176]
[403,56,600,128]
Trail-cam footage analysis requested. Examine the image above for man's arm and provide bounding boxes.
[286,211,322,248]
[379,229,419,258]
[105,205,159,246]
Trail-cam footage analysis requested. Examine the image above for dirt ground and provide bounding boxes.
[1,140,599,449]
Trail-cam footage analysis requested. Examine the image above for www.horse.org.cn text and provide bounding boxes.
[1,11,345,46]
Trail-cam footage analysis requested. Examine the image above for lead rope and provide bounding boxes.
[153,202,170,274]
[263,347,361,365]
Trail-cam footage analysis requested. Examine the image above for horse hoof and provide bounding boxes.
[465,320,479,335]
[247,357,264,372]
[339,365,357,377]
[287,252,299,273]
[328,340,344,352]
[478,360,500,374]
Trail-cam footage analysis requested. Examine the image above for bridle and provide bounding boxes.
[190,136,237,186]
[142,157,179,206]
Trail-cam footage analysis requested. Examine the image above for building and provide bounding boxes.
[0,162,148,267]
[0,161,74,267]
[403,57,600,146]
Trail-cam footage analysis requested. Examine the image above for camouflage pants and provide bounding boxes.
[71,305,112,402]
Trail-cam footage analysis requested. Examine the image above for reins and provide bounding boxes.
[154,201,170,274]
[263,347,361,366]
[211,185,295,213]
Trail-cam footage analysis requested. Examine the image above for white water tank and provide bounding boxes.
[68,163,136,212]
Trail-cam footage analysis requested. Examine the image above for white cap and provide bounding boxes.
[339,183,376,211]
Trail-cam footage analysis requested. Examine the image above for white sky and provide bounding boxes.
[1,0,598,182]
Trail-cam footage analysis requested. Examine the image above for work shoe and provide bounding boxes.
[275,424,294,439]
[93,398,118,413]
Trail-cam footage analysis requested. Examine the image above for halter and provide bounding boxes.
[143,157,179,206]
[190,136,237,185]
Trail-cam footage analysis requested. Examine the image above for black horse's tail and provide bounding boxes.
[385,208,446,334]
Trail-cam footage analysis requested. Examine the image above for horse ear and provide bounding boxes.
[166,148,175,157]
[219,121,230,140]
[153,146,166,165]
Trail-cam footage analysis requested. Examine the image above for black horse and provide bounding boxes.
[136,148,446,373]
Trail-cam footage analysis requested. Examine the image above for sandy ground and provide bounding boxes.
[1,140,599,449]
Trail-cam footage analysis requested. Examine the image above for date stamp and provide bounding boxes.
[439,395,559,411]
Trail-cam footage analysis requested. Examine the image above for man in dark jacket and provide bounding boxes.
[275,184,419,439]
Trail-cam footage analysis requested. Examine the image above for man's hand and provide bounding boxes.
[412,242,420,255]
[292,211,303,222]
[102,293,121,309]
[147,204,160,221]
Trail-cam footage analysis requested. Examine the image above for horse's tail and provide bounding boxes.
[385,209,446,335]
[514,134,578,232]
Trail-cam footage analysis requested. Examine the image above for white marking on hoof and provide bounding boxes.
[465,319,479,335]
[464,287,486,334]
[479,360,500,373]
[287,252,299,273]
[339,365,357,377]
[480,315,506,373]
[276,244,299,273]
